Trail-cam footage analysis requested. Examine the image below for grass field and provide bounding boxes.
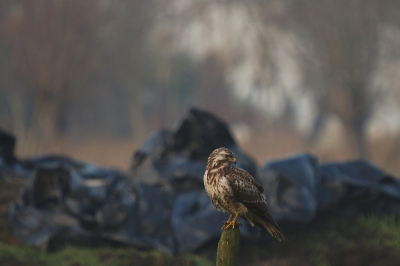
[0,243,214,266]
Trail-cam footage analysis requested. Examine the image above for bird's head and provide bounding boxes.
[207,147,236,169]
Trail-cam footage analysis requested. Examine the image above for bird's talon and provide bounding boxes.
[221,222,227,231]
[223,221,241,230]
[221,215,233,230]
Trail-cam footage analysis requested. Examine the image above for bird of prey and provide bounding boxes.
[204,147,284,241]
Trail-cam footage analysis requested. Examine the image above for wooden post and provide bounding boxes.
[216,227,241,266]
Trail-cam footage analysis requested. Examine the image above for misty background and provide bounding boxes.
[1,0,400,174]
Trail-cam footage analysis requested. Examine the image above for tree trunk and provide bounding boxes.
[23,95,60,154]
[343,119,368,159]
[131,97,147,141]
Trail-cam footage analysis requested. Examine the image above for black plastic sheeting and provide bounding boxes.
[3,108,400,253]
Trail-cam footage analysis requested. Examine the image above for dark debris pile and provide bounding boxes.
[2,108,400,253]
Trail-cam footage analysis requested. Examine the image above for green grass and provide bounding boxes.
[303,214,400,266]
[308,214,400,249]
[239,214,400,266]
[0,242,213,266]
[358,214,400,247]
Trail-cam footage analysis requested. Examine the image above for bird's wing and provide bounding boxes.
[231,167,264,193]
[228,169,283,240]
[228,171,265,204]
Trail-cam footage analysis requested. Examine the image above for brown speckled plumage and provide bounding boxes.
[204,147,284,241]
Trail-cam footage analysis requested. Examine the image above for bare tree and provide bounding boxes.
[99,0,157,139]
[0,1,25,138]
[5,0,100,152]
[288,0,381,158]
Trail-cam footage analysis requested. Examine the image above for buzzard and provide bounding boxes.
[204,147,284,241]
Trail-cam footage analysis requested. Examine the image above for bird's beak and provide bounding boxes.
[232,157,236,165]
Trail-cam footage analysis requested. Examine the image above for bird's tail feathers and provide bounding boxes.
[252,214,285,241]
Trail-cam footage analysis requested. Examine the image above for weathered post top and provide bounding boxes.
[216,227,241,266]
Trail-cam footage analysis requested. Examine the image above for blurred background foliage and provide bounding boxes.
[1,0,400,174]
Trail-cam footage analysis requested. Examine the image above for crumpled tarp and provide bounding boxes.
[3,108,400,253]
